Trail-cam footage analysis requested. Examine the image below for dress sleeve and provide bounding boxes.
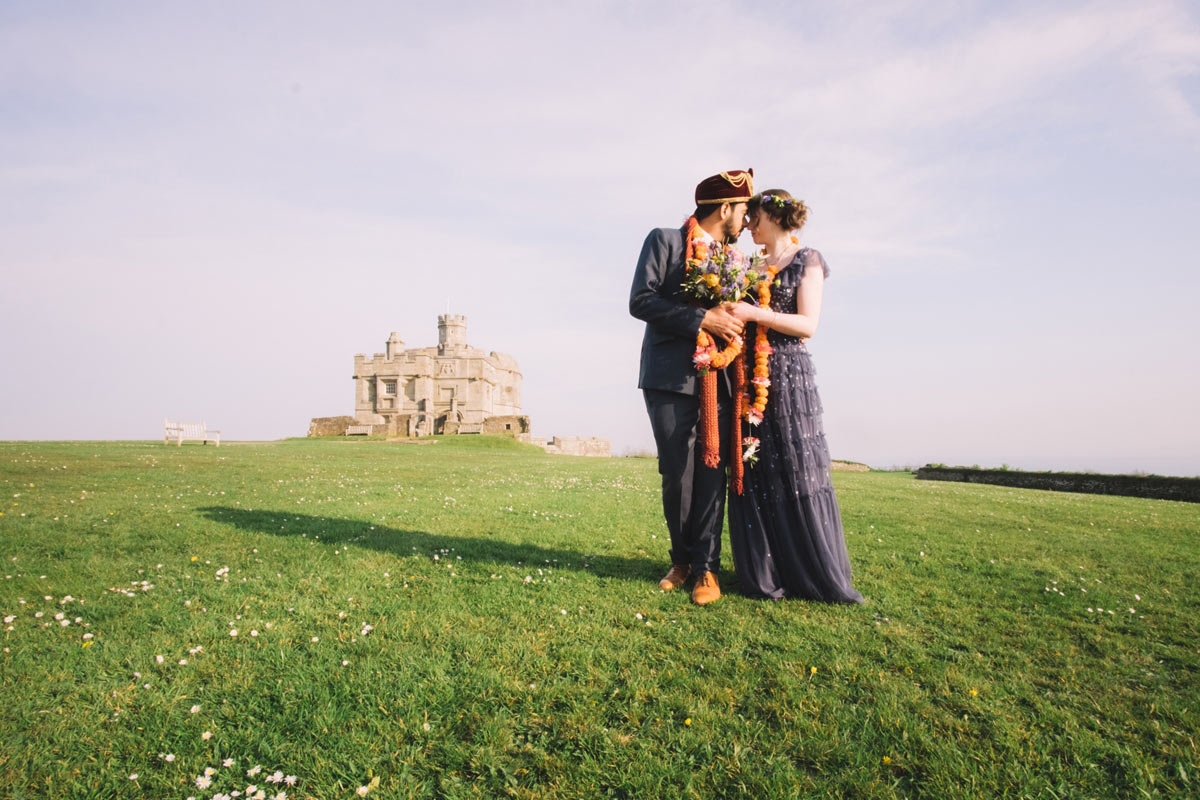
[800,248,830,280]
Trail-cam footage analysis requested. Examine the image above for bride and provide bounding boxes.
[726,189,864,603]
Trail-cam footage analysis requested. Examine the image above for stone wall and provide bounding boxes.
[545,436,612,457]
[313,413,537,441]
[915,466,1200,503]
[387,414,415,437]
[308,416,356,437]
[482,415,531,435]
[516,434,611,457]
[440,415,528,435]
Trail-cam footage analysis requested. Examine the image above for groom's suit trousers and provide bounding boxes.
[643,387,730,575]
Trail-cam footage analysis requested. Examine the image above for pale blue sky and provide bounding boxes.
[2,0,1198,474]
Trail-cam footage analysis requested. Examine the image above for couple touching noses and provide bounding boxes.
[686,188,820,347]
[629,169,863,607]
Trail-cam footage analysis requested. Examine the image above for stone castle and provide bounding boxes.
[346,314,527,436]
[307,315,610,456]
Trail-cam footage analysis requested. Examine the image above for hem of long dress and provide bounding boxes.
[738,587,866,604]
[738,588,787,600]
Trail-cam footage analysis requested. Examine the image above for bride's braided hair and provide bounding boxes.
[747,189,809,231]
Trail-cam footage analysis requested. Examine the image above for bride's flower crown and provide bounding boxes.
[760,194,794,208]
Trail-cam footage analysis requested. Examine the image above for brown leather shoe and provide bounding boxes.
[691,571,721,605]
[659,564,691,591]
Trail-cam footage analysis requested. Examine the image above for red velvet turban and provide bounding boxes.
[694,169,755,205]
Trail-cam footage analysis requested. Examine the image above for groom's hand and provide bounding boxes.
[701,304,744,344]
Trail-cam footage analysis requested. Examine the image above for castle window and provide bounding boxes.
[383,380,397,395]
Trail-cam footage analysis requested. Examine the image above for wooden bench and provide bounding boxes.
[164,419,220,446]
[344,425,374,436]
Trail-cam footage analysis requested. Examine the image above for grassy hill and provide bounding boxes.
[1,437,1197,799]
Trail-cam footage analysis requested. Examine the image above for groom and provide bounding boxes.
[629,169,754,605]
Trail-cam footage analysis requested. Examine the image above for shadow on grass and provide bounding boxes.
[197,506,660,584]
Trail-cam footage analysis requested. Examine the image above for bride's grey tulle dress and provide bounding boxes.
[728,248,864,603]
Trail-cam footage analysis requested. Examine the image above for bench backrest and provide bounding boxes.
[165,419,207,436]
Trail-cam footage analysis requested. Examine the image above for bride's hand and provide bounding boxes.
[727,303,761,323]
[701,304,744,343]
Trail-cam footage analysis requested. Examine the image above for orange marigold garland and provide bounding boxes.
[729,339,747,493]
[742,235,800,467]
[697,347,721,469]
[682,216,755,472]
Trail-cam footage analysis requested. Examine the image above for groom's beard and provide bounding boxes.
[722,217,742,244]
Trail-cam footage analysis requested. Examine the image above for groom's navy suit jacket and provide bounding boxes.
[629,225,732,396]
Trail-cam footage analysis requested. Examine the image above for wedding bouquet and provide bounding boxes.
[681,237,764,374]
[680,241,762,308]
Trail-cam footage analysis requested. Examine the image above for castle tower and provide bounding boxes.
[386,331,404,360]
[438,314,467,355]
